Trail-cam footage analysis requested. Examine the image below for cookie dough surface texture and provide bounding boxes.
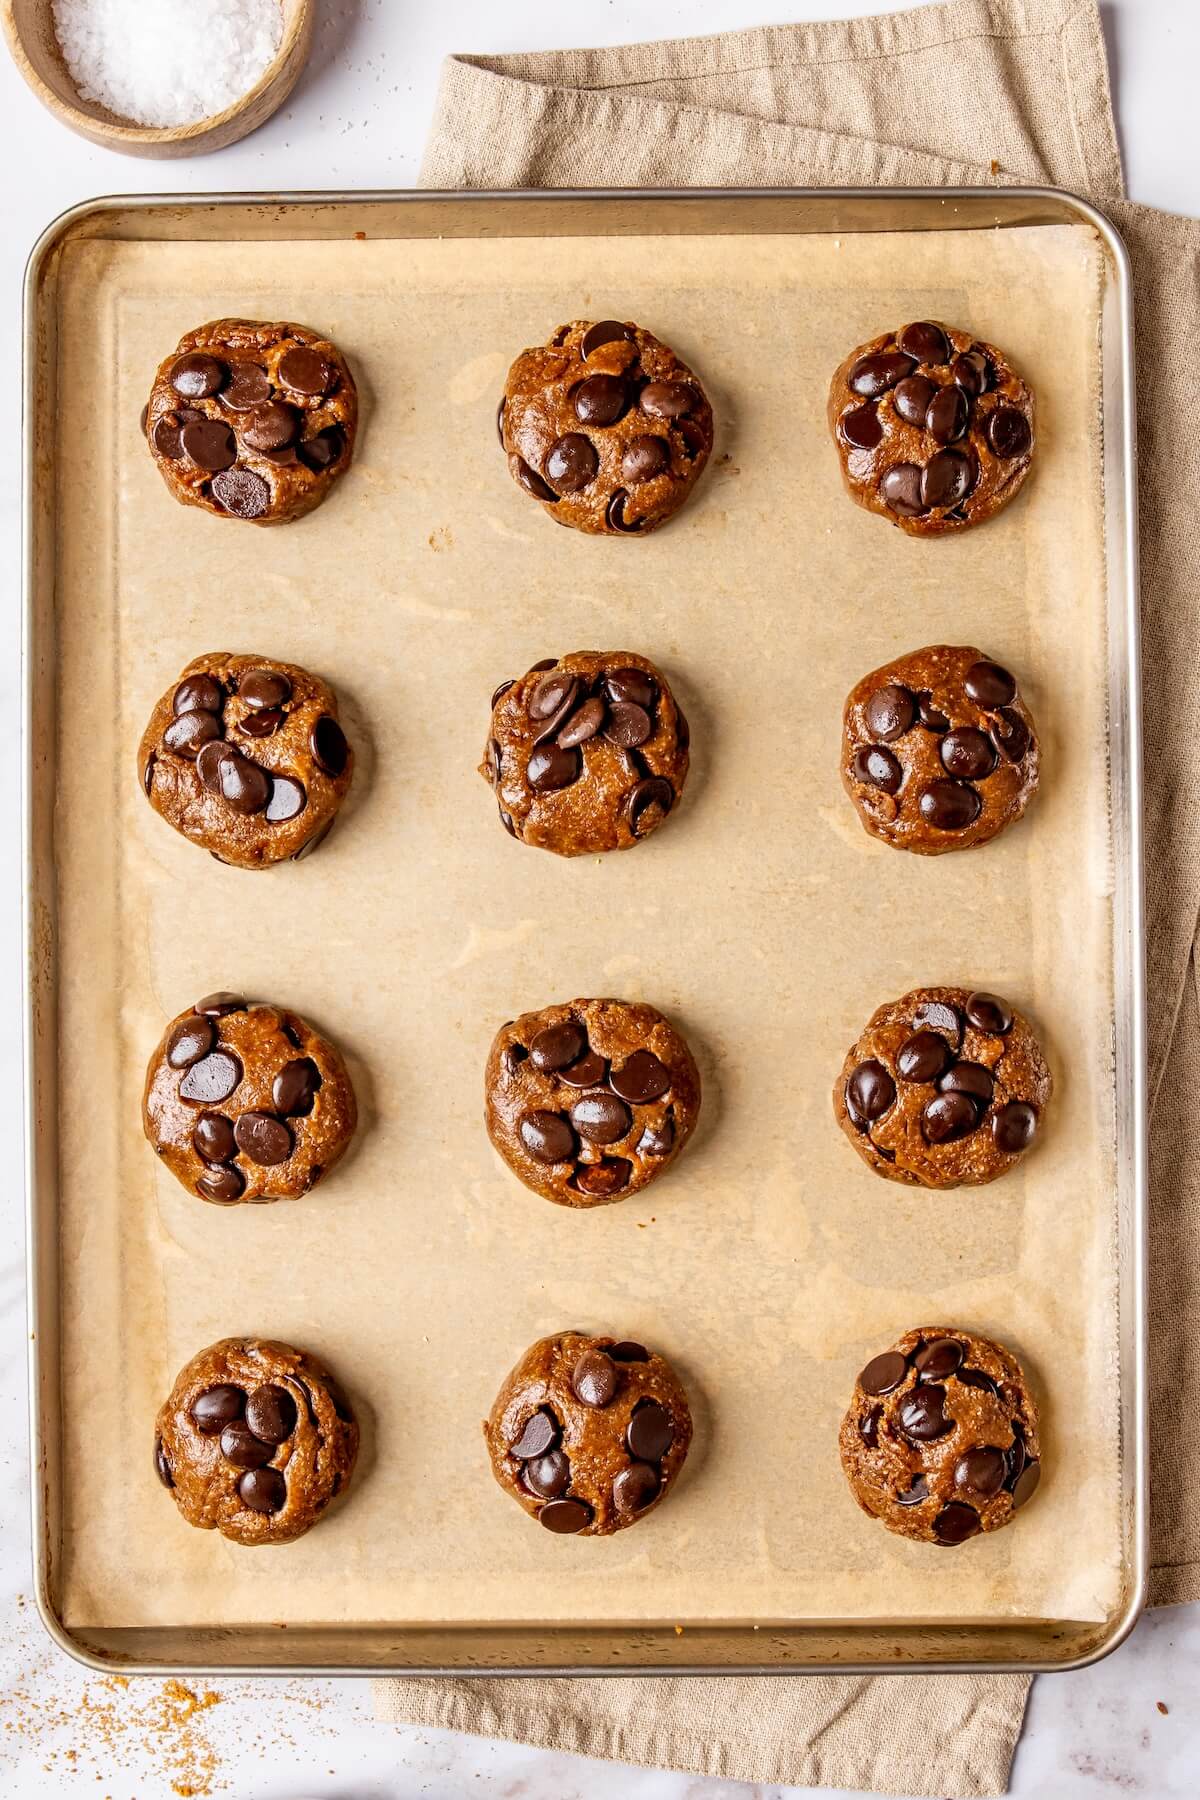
[829,320,1035,535]
[485,1330,693,1536]
[842,645,1039,853]
[143,994,358,1204]
[834,985,1051,1188]
[138,651,353,868]
[486,998,701,1207]
[500,318,713,534]
[145,319,357,525]
[839,1326,1042,1546]
[155,1337,359,1546]
[482,651,689,855]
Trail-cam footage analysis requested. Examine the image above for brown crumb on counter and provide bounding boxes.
[1157,1700,1169,1715]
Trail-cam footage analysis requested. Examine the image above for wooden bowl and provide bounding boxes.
[1,0,313,158]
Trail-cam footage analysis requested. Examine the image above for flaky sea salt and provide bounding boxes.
[53,0,283,128]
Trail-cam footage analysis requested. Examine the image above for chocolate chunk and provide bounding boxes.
[154,1435,173,1488]
[604,702,652,748]
[864,683,915,742]
[992,707,1031,763]
[926,384,969,444]
[610,1050,671,1105]
[192,1112,237,1164]
[570,1093,633,1145]
[912,998,961,1044]
[964,660,1017,708]
[240,707,284,738]
[893,374,937,427]
[921,1090,980,1143]
[845,1060,896,1127]
[510,1408,559,1460]
[955,1447,1007,1497]
[197,741,226,793]
[859,1351,907,1396]
[604,668,657,708]
[609,1342,649,1362]
[916,692,950,733]
[239,1467,287,1513]
[851,744,902,794]
[233,1111,293,1166]
[992,1101,1038,1154]
[530,1021,586,1072]
[539,1498,592,1534]
[558,1050,608,1089]
[897,1030,951,1083]
[613,1462,661,1515]
[220,1420,274,1469]
[951,350,990,395]
[557,698,606,748]
[242,401,299,453]
[170,352,225,399]
[273,1057,322,1117]
[965,991,1013,1035]
[939,1061,994,1104]
[896,1476,930,1507]
[625,777,673,833]
[637,1118,674,1156]
[623,435,670,482]
[491,679,514,710]
[940,727,997,780]
[841,403,884,448]
[573,374,628,426]
[515,457,558,502]
[265,776,307,823]
[572,1349,618,1407]
[1012,1460,1041,1508]
[529,671,577,724]
[241,669,292,710]
[197,1163,246,1202]
[191,1385,243,1435]
[221,363,272,411]
[278,345,334,395]
[850,351,915,397]
[986,406,1032,459]
[627,1400,674,1461]
[311,715,349,777]
[573,1158,632,1197]
[163,710,221,758]
[859,1404,882,1447]
[914,1338,964,1380]
[640,381,697,419]
[545,433,598,493]
[298,427,344,472]
[880,463,926,516]
[216,749,270,815]
[958,1367,1000,1396]
[180,417,236,472]
[524,1450,571,1498]
[152,411,199,459]
[179,1050,243,1105]
[898,321,950,364]
[519,1111,575,1163]
[918,779,981,830]
[495,398,506,446]
[195,992,246,1017]
[606,488,641,532]
[1006,1424,1027,1488]
[173,674,223,716]
[527,743,580,791]
[581,320,631,358]
[921,448,975,509]
[933,1502,981,1544]
[211,468,270,518]
[245,1386,297,1445]
[167,1014,216,1069]
[897,1385,952,1442]
[531,658,558,672]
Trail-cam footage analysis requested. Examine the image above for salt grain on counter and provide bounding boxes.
[52,0,283,128]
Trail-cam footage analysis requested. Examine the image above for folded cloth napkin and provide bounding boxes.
[377,1,1200,1792]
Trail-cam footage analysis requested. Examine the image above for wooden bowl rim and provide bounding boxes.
[1,0,311,143]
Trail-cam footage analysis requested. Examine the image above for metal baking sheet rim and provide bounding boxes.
[21,185,1147,1678]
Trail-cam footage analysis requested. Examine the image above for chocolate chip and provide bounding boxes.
[245,1386,297,1444]
[606,488,641,533]
[986,406,1032,459]
[897,1385,952,1442]
[897,1030,951,1083]
[609,1341,649,1362]
[192,1111,236,1164]
[170,352,225,399]
[242,401,299,453]
[191,1385,243,1434]
[623,435,670,482]
[893,375,937,427]
[570,1093,633,1145]
[174,674,223,716]
[859,1351,907,1396]
[167,1014,215,1069]
[273,1057,322,1117]
[265,776,307,823]
[195,991,245,1017]
[527,743,580,791]
[498,809,517,838]
[558,1050,608,1089]
[573,1158,632,1197]
[965,991,1013,1034]
[921,1090,980,1143]
[582,320,631,358]
[179,1049,243,1105]
[964,660,1017,708]
[898,321,950,364]
[921,448,975,509]
[926,384,969,444]
[955,1447,1007,1497]
[241,669,292,710]
[911,998,961,1044]
[850,351,914,397]
[640,382,697,420]
[196,1164,245,1202]
[958,1367,999,1396]
[221,363,272,411]
[220,1420,273,1469]
[609,1050,671,1105]
[530,1021,586,1072]
[1005,1424,1027,1488]
[539,1498,592,1533]
[939,1061,994,1104]
[914,1338,964,1380]
[940,727,997,780]
[951,350,990,395]
[841,403,884,448]
[637,1118,674,1157]
[1012,1460,1041,1509]
[163,710,221,758]
[624,776,673,834]
[154,1435,173,1488]
[278,345,334,395]
[491,679,514,710]
[573,374,628,426]
[918,779,981,831]
[211,468,271,519]
[604,668,657,708]
[545,433,598,493]
[152,411,193,459]
[916,692,950,733]
[992,1101,1038,1154]
[510,1408,559,1459]
[311,715,349,778]
[495,398,506,447]
[529,671,575,719]
[934,1502,981,1544]
[140,402,149,437]
[515,457,558,502]
[880,463,926,515]
[557,697,606,748]
[524,1449,571,1498]
[604,702,652,748]
[519,1111,575,1163]
[234,1111,293,1166]
[297,427,344,472]
[181,417,236,472]
[864,684,915,742]
[859,1404,882,1447]
[851,744,902,794]
[572,1348,618,1407]
[845,1060,896,1127]
[992,707,1031,763]
[239,1466,287,1513]
[613,1462,661,1515]
[896,1476,930,1507]
[240,707,284,738]
[213,748,270,815]
[627,1400,674,1461]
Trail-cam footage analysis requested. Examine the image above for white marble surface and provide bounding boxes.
[1,1,1198,1794]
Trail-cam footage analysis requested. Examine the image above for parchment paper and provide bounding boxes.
[52,221,1120,1632]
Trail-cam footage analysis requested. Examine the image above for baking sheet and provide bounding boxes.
[50,220,1120,1633]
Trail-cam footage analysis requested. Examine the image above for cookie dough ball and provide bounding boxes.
[829,321,1034,535]
[834,986,1051,1188]
[138,652,353,868]
[486,999,701,1207]
[485,1330,692,1536]
[144,319,357,525]
[155,1337,358,1546]
[143,995,358,1204]
[842,645,1039,853]
[499,319,713,535]
[839,1326,1042,1546]
[482,652,689,855]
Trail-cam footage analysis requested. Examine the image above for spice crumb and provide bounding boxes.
[1157,1700,1169,1715]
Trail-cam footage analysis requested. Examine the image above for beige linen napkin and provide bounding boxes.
[377,0,1200,1791]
